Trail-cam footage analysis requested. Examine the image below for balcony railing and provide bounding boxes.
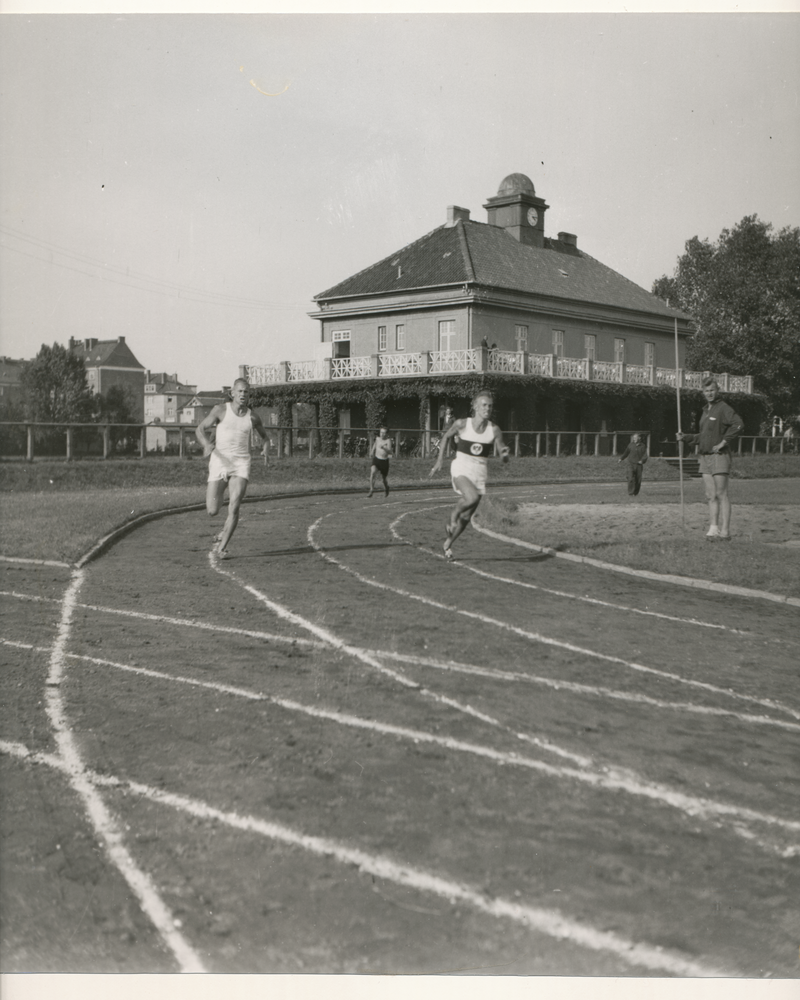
[242,349,754,394]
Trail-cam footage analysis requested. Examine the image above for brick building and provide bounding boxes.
[68,336,146,420]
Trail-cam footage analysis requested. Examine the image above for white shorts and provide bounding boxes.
[450,454,488,496]
[208,450,251,483]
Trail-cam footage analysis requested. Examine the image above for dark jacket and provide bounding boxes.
[619,441,648,466]
[684,398,743,454]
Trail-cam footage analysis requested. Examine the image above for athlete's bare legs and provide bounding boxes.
[207,475,248,555]
[444,476,481,558]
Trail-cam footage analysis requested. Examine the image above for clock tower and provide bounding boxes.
[484,173,548,248]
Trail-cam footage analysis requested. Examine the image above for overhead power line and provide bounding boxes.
[0,225,309,312]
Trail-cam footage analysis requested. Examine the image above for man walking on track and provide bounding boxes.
[677,377,743,541]
[429,390,509,560]
[368,425,393,498]
[195,377,269,559]
[618,433,648,496]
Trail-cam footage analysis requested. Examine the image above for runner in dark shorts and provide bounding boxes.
[368,426,393,498]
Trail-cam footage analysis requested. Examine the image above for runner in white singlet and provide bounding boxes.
[429,391,509,560]
[195,378,269,559]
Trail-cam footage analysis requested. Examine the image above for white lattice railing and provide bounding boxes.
[246,364,282,385]
[287,360,326,382]
[727,375,750,393]
[379,353,424,377]
[683,371,707,390]
[656,367,677,387]
[331,356,372,379]
[556,357,588,380]
[488,350,525,374]
[625,364,652,385]
[593,361,623,383]
[429,349,481,374]
[528,354,553,377]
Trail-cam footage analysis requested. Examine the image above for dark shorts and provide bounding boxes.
[699,452,732,475]
[372,457,389,475]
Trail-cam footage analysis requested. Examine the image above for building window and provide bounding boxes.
[614,338,626,363]
[378,326,388,352]
[515,325,528,352]
[145,384,155,393]
[438,320,456,351]
[332,330,350,342]
[644,342,655,367]
[584,334,596,361]
[396,324,405,350]
[552,330,564,357]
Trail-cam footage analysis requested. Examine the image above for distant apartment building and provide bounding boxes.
[0,357,25,408]
[179,389,231,426]
[68,336,146,420]
[144,372,197,451]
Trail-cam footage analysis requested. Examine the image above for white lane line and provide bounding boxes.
[308,515,800,723]
[0,738,739,977]
[5,633,797,736]
[0,555,71,568]
[0,589,324,649]
[471,518,800,609]
[34,641,800,852]
[360,646,800,734]
[389,507,752,636]
[42,569,206,973]
[207,551,590,765]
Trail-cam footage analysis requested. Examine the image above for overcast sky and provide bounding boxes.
[1,11,798,391]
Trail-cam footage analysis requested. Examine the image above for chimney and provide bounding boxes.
[446,205,471,227]
[558,232,578,248]
[118,335,125,343]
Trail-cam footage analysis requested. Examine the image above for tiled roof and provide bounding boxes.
[315,220,689,320]
[71,339,145,369]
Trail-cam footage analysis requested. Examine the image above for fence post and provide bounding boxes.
[424,406,431,458]
[338,428,344,459]
[536,432,541,458]
[752,436,756,455]
[555,432,561,457]
[140,426,146,459]
[594,432,600,456]
[612,432,618,456]
[738,437,742,456]
[102,425,110,459]
[575,432,581,457]
[396,430,402,458]
[179,427,185,459]
[26,424,34,462]
[65,427,73,461]
[514,432,520,457]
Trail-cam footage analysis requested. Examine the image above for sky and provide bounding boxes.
[1,10,798,392]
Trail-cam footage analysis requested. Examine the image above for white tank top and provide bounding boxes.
[215,403,252,460]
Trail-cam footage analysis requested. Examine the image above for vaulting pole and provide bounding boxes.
[674,316,686,528]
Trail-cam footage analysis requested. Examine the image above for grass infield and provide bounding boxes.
[1,454,798,597]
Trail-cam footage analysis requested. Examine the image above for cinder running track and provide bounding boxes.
[1,483,798,976]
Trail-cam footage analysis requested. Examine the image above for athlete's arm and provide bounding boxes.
[429,419,465,476]
[493,423,511,463]
[250,412,270,462]
[196,404,226,458]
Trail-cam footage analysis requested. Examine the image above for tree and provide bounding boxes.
[19,342,94,423]
[653,216,800,417]
[93,384,139,424]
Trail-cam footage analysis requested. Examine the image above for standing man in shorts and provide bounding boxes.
[368,425,393,498]
[195,378,269,558]
[429,391,509,559]
[677,377,743,541]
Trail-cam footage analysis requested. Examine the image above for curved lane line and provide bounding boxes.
[29,650,800,846]
[388,506,754,636]
[43,569,206,973]
[309,512,800,723]
[0,554,71,568]
[471,517,800,609]
[0,739,741,977]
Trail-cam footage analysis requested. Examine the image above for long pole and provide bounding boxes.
[674,317,685,527]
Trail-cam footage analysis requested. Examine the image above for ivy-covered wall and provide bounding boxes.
[250,376,767,451]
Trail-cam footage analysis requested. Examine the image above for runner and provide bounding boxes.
[195,378,269,558]
[368,425,393,498]
[429,391,510,559]
[677,377,744,541]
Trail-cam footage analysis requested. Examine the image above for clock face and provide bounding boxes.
[527,207,539,227]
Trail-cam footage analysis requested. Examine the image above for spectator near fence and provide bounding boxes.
[618,433,648,496]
